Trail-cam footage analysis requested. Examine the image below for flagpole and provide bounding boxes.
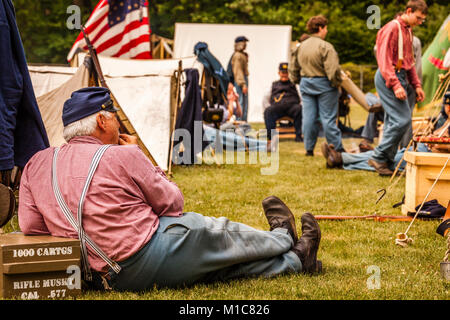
[148,5,153,58]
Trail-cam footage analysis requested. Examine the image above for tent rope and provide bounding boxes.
[395,156,450,247]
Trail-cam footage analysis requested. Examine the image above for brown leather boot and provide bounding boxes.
[358,140,374,153]
[368,159,393,176]
[292,212,322,274]
[262,196,298,243]
[321,142,342,168]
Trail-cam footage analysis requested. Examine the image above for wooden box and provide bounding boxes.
[0,233,81,300]
[402,151,450,215]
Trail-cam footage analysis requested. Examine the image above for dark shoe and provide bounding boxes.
[295,136,303,142]
[321,142,342,168]
[368,159,394,176]
[262,196,298,243]
[436,219,450,237]
[292,212,322,274]
[359,140,374,153]
[305,150,314,156]
[368,103,383,113]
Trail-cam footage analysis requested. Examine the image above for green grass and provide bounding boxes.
[3,104,449,300]
[86,104,449,300]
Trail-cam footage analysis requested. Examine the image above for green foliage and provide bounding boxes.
[12,0,97,64]
[149,0,450,64]
[10,1,450,65]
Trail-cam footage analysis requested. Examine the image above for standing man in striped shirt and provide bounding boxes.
[368,0,427,176]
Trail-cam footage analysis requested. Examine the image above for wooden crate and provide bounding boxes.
[402,151,450,215]
[0,233,81,300]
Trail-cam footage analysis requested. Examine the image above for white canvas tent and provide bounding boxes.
[173,23,292,122]
[29,64,90,148]
[29,54,203,171]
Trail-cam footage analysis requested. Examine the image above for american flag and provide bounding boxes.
[67,0,152,62]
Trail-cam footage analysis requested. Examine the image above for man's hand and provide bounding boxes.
[119,134,138,145]
[394,87,407,100]
[415,87,425,102]
[242,85,248,95]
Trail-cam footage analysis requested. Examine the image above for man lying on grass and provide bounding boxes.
[321,90,450,176]
[18,87,322,291]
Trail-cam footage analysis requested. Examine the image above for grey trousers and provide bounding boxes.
[108,212,302,290]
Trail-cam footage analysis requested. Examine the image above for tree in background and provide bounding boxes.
[12,0,450,65]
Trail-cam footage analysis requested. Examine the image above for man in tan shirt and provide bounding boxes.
[227,36,249,121]
[289,15,343,156]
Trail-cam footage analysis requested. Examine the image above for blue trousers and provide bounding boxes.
[264,103,302,140]
[108,212,301,290]
[361,90,415,148]
[235,76,249,122]
[300,77,342,152]
[203,125,267,152]
[371,69,411,164]
[342,143,429,172]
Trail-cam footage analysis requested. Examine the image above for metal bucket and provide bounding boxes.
[440,261,450,280]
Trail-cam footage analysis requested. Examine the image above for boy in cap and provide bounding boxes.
[18,87,323,290]
[227,36,249,121]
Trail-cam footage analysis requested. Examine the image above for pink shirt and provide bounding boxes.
[376,17,421,91]
[18,136,184,274]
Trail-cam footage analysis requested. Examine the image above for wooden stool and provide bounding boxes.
[276,116,296,139]
[0,233,81,299]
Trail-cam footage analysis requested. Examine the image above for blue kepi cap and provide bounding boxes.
[62,87,119,126]
[235,36,249,43]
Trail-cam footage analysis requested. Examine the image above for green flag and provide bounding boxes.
[418,14,450,108]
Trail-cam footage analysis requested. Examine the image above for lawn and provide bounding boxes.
[3,104,449,300]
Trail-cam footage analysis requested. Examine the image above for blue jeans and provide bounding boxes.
[399,84,417,149]
[108,212,301,290]
[371,69,411,164]
[235,76,249,122]
[362,90,415,147]
[300,77,342,152]
[361,93,384,142]
[203,125,267,152]
[342,143,429,172]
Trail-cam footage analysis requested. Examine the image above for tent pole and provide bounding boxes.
[168,60,183,176]
[80,26,158,167]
